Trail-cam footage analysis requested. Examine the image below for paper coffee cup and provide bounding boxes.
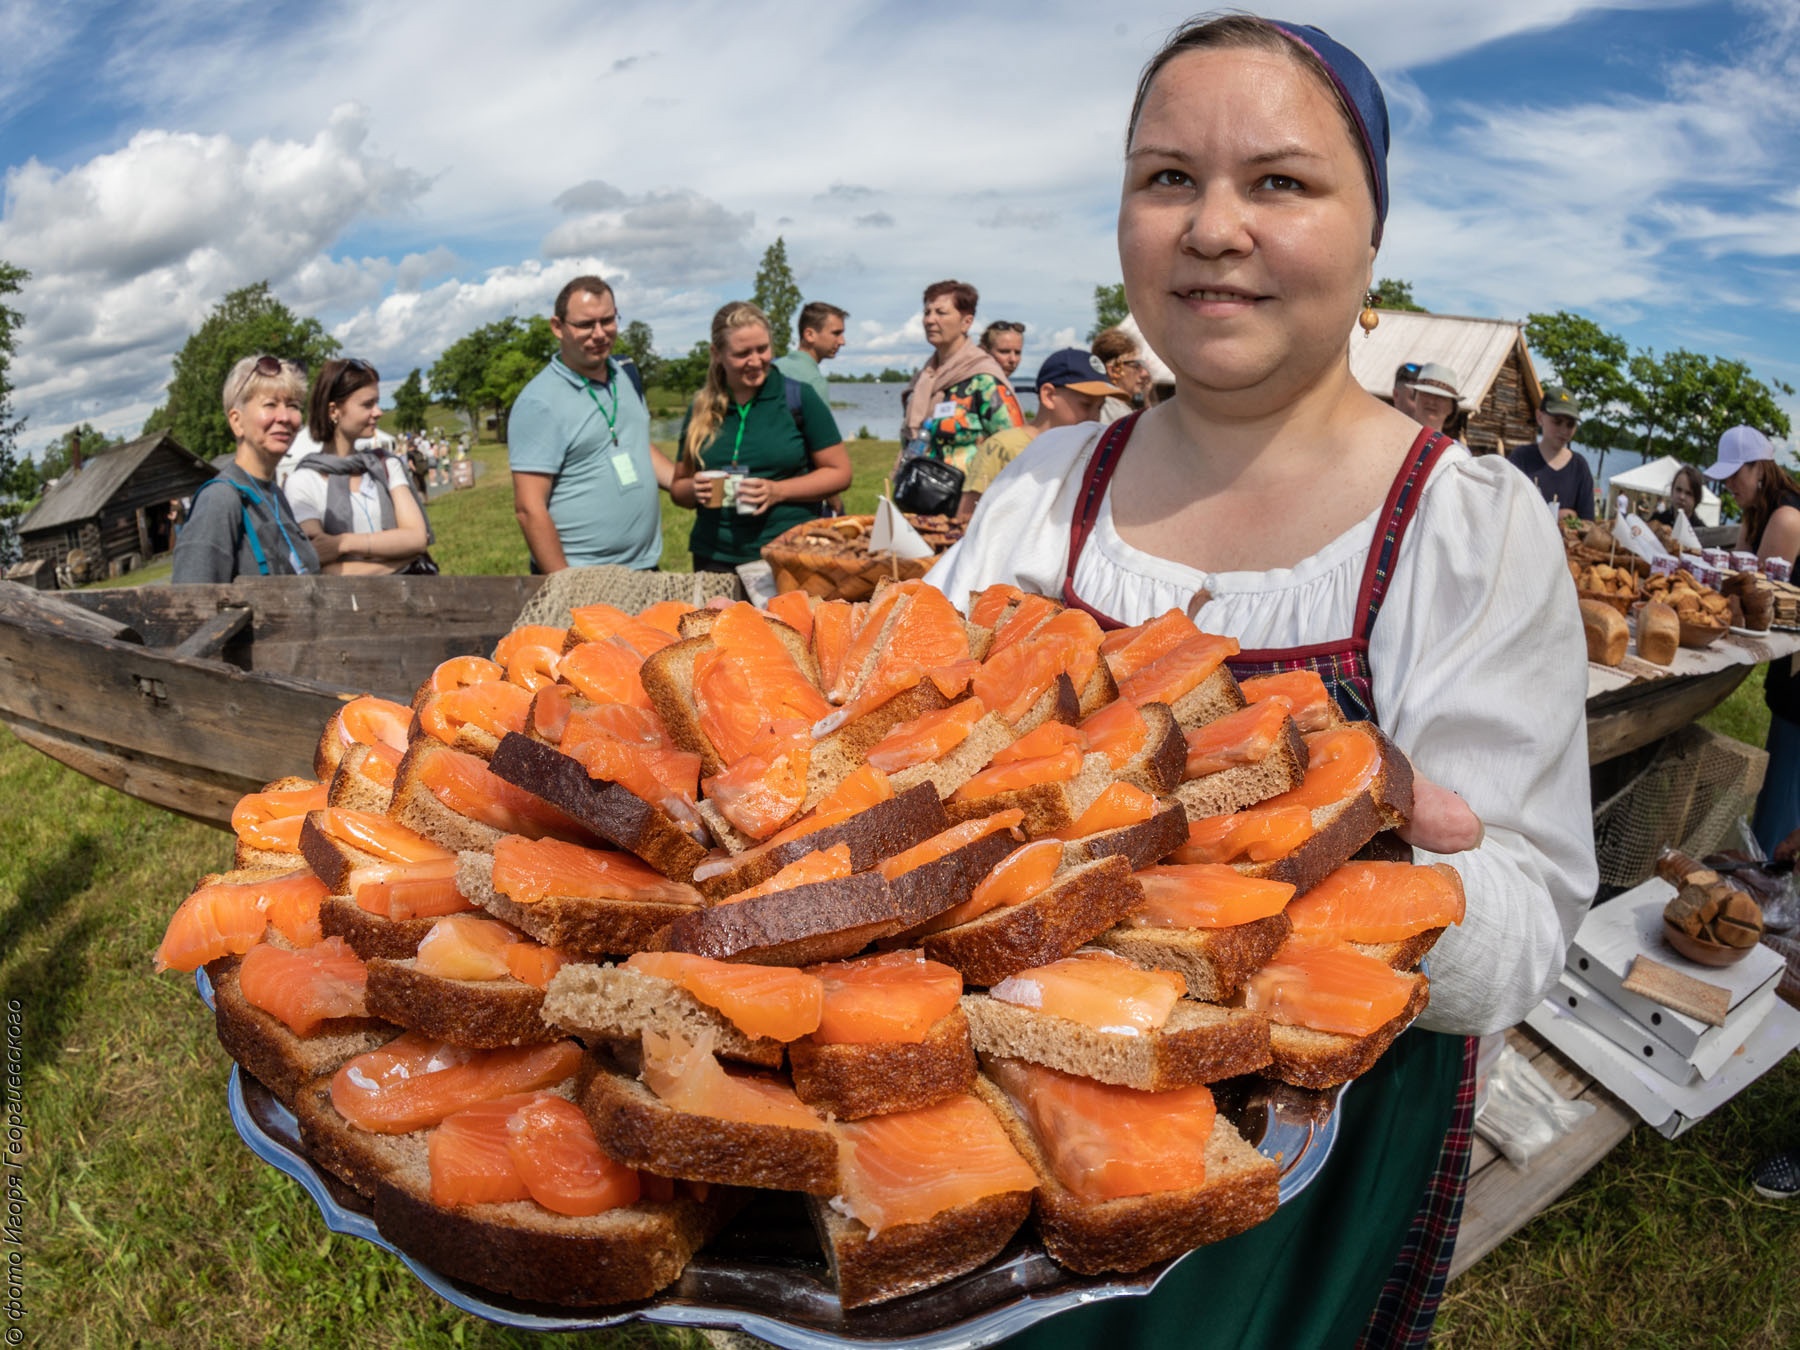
[695,470,729,508]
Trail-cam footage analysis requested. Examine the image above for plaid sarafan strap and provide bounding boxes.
[1358,430,1452,643]
[1060,413,1141,630]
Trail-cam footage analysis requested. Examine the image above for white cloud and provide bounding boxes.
[541,187,754,287]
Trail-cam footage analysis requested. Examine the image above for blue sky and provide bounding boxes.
[1,0,1795,455]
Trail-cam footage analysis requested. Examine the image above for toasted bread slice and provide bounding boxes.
[230,775,324,870]
[1008,671,1083,737]
[1263,972,1428,1089]
[655,872,905,966]
[578,1052,839,1193]
[1057,799,1189,873]
[788,1007,977,1120]
[362,956,558,1049]
[539,960,786,1069]
[807,1187,1033,1311]
[886,710,1019,800]
[1166,665,1248,732]
[487,733,710,883]
[1174,715,1307,820]
[1095,913,1294,1003]
[459,851,702,960]
[803,680,956,811]
[913,856,1147,988]
[961,993,1271,1089]
[1102,701,1188,797]
[326,744,395,815]
[884,828,1022,928]
[1351,927,1448,972]
[641,621,821,779]
[971,1074,1278,1276]
[207,954,396,1111]
[319,896,441,961]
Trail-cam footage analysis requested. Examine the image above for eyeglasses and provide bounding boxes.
[1396,363,1421,379]
[327,356,376,394]
[252,355,284,377]
[562,313,620,335]
[1108,358,1146,371]
[988,321,1025,333]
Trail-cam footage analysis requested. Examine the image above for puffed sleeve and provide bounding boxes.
[1371,453,1597,1034]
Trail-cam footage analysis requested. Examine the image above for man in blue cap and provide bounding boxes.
[957,348,1125,519]
[1509,385,1595,522]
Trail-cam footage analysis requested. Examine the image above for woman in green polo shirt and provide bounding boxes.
[670,301,852,571]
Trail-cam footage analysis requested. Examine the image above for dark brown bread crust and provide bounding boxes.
[1010,671,1083,736]
[208,958,396,1110]
[319,895,440,960]
[810,1186,1033,1310]
[1058,801,1190,873]
[578,1055,839,1193]
[1096,912,1293,1003]
[1113,702,1188,796]
[297,812,367,894]
[460,852,700,960]
[292,1076,400,1199]
[693,783,949,902]
[886,830,1021,927]
[942,781,1075,839]
[656,872,903,966]
[488,732,710,882]
[970,1076,1278,1276]
[962,995,1272,1089]
[1263,974,1430,1089]
[363,958,557,1049]
[788,1008,976,1120]
[918,856,1146,988]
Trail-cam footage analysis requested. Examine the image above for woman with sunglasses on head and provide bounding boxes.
[931,16,1594,1346]
[285,358,436,575]
[172,355,320,583]
[979,320,1026,381]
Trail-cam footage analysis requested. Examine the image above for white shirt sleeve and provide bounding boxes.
[1372,455,1597,1034]
[283,468,327,524]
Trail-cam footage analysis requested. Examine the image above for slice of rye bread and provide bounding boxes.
[1057,800,1190,874]
[538,961,786,1068]
[406,703,510,761]
[654,872,906,966]
[969,1073,1278,1277]
[326,744,395,815]
[887,710,1019,800]
[371,1137,742,1308]
[885,829,1022,928]
[1174,715,1308,820]
[788,1007,977,1120]
[231,775,324,870]
[297,810,420,895]
[488,733,710,883]
[807,1186,1034,1311]
[641,623,822,779]
[577,1051,840,1193]
[801,680,956,812]
[1095,913,1295,1004]
[1104,701,1188,796]
[458,851,703,960]
[1006,671,1084,738]
[386,738,599,855]
[1263,973,1429,1090]
[361,957,559,1049]
[691,782,949,903]
[961,993,1271,1089]
[320,896,442,961]
[912,856,1147,988]
[1231,723,1416,897]
[1351,926,1448,972]
[1160,664,1249,733]
[942,751,1122,839]
[207,954,398,1112]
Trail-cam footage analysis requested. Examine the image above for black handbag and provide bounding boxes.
[891,455,965,516]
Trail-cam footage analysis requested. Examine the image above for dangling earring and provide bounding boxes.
[1359,292,1380,336]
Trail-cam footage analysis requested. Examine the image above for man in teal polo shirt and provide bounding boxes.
[773,300,847,406]
[508,275,674,571]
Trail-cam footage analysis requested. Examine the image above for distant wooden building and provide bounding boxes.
[18,433,216,577]
[1347,310,1545,454]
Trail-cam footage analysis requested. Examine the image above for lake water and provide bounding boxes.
[649,378,1038,443]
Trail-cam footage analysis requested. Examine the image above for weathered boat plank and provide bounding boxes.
[6,721,250,827]
[0,584,144,644]
[172,607,252,661]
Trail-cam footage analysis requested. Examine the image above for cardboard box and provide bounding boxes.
[1553,969,1781,1087]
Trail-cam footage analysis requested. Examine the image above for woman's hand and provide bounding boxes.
[1397,773,1484,854]
[734,477,779,515]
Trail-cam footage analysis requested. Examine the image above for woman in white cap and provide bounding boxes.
[1407,362,1465,438]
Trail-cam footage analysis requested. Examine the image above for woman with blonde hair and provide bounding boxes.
[669,301,851,572]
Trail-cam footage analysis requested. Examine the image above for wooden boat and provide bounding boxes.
[0,576,542,829]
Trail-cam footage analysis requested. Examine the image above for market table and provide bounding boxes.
[1585,628,1800,763]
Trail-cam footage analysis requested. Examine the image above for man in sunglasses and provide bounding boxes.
[507,275,674,572]
[1391,361,1421,419]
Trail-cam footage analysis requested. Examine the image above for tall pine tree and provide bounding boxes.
[753,238,803,358]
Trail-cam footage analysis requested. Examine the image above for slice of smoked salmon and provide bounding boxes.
[765,590,818,645]
[640,1028,829,1132]
[1258,728,1381,812]
[504,943,569,991]
[834,1095,1036,1234]
[734,763,896,861]
[865,699,988,774]
[826,583,913,703]
[1033,609,1105,691]
[990,720,1086,767]
[414,914,527,982]
[911,837,1066,936]
[694,603,831,764]
[805,950,962,1044]
[972,637,1070,725]
[879,810,1024,880]
[1283,862,1465,945]
[1101,611,1200,680]
[314,808,454,865]
[1243,940,1415,1037]
[1171,805,1316,865]
[507,1095,642,1216]
[416,746,591,842]
[1183,701,1291,780]
[636,600,697,638]
[503,643,563,692]
[563,706,703,818]
[1080,700,1148,770]
[1241,670,1338,733]
[626,951,825,1041]
[950,745,1083,803]
[353,740,404,789]
[331,1033,583,1134]
[988,593,1060,655]
[1128,864,1295,929]
[1118,633,1240,708]
[351,857,471,921]
[567,602,677,660]
[421,655,506,701]
[154,870,329,972]
[810,601,861,698]
[232,782,328,852]
[429,1093,549,1206]
[987,1057,1213,1202]
[494,625,568,666]
[990,951,1185,1035]
[491,836,702,908]
[724,843,853,903]
[417,681,534,748]
[968,583,1025,629]
[703,733,811,840]
[529,684,577,744]
[237,936,369,1035]
[558,637,653,710]
[337,695,415,758]
[1058,782,1156,839]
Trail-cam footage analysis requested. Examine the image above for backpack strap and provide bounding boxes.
[617,357,646,403]
[191,477,271,576]
[784,375,807,437]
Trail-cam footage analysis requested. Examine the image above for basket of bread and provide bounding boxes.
[1642,568,1729,646]
[763,514,964,603]
[1569,559,1642,616]
[153,586,1463,1338]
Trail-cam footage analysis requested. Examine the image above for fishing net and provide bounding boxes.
[511,565,744,629]
[1591,724,1768,890]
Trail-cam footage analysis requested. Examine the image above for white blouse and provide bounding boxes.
[930,423,1597,1036]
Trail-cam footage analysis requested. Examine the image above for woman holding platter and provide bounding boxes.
[933,16,1595,1346]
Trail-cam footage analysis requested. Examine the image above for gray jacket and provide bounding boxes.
[171,462,320,584]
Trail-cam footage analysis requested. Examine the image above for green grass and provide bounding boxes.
[1701,664,1772,748]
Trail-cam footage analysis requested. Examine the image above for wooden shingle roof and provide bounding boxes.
[18,433,212,534]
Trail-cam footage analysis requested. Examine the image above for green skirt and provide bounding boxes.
[1005,1027,1465,1350]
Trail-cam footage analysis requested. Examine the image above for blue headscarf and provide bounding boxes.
[1266,20,1392,241]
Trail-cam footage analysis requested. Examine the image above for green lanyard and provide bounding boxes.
[729,400,754,465]
[581,366,620,447]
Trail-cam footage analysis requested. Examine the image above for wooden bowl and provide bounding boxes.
[1663,921,1755,967]
[1677,618,1728,649]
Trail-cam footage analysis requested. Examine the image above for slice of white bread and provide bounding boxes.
[961,992,1271,1090]
[487,732,711,883]
[362,955,559,1049]
[806,1186,1033,1311]
[1263,973,1429,1090]
[577,1051,840,1194]
[386,738,598,856]
[1174,714,1307,820]
[788,1008,977,1121]
[654,872,906,966]
[459,851,703,960]
[1096,913,1295,1003]
[1056,800,1190,874]
[970,1073,1278,1276]
[539,961,786,1069]
[911,856,1147,988]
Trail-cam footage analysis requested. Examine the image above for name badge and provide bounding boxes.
[931,400,958,422]
[612,453,641,487]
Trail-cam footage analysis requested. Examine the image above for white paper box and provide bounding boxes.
[1553,969,1781,1087]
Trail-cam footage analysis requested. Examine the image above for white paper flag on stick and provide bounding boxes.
[1672,511,1703,553]
[871,497,935,560]
[1612,509,1674,565]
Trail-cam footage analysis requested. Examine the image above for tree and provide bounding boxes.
[660,341,715,398]
[390,369,429,434]
[1371,278,1426,312]
[1626,348,1793,467]
[429,317,521,435]
[1088,283,1129,340]
[614,319,664,388]
[0,262,28,564]
[1525,310,1635,459]
[150,282,339,459]
[752,238,803,358]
